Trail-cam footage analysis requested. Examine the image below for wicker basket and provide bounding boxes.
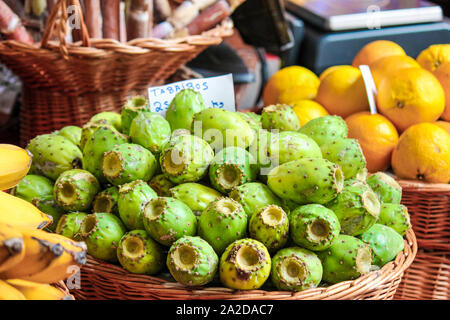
[394,249,450,300]
[397,180,450,251]
[0,0,233,146]
[69,229,416,300]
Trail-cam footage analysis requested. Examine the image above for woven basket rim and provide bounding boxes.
[78,229,417,300]
[397,179,450,192]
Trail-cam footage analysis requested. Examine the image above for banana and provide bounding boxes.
[6,279,73,300]
[0,191,53,229]
[0,144,32,191]
[0,227,63,279]
[0,223,25,273]
[0,280,26,300]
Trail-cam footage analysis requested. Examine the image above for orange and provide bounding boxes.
[352,40,406,68]
[346,112,399,173]
[434,121,450,135]
[433,62,450,121]
[416,44,450,72]
[319,65,347,81]
[315,65,369,118]
[377,68,445,132]
[278,86,317,105]
[369,55,421,89]
[291,100,329,126]
[263,66,320,106]
[391,123,450,183]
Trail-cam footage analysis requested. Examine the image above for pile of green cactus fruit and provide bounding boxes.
[16,89,412,292]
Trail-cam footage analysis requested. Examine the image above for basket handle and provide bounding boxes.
[41,0,90,58]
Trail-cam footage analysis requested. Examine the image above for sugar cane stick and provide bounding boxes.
[192,0,216,11]
[154,0,172,23]
[126,0,152,40]
[187,0,230,35]
[46,0,57,13]
[120,1,126,42]
[167,1,199,30]
[0,0,34,43]
[100,0,120,40]
[85,0,102,38]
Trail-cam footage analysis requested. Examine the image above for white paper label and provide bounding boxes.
[359,65,378,115]
[147,74,236,115]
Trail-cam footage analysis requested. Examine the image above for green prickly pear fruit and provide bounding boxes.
[248,205,289,253]
[248,129,274,178]
[355,167,368,182]
[82,125,129,184]
[79,212,127,262]
[129,112,172,154]
[378,203,411,236]
[149,174,175,197]
[27,134,83,180]
[367,172,402,204]
[299,115,348,146]
[11,174,54,203]
[360,224,404,267]
[208,147,258,194]
[118,180,157,230]
[281,199,299,214]
[237,112,262,132]
[55,212,88,241]
[169,183,221,216]
[267,158,345,205]
[197,198,247,255]
[32,195,65,232]
[117,230,164,275]
[58,126,82,147]
[289,204,341,251]
[143,197,197,246]
[90,112,122,132]
[229,182,284,218]
[92,186,119,215]
[317,234,372,284]
[167,236,218,286]
[268,131,322,165]
[271,247,322,292]
[160,134,214,184]
[219,238,271,290]
[79,123,113,152]
[102,143,157,185]
[121,96,151,135]
[326,180,380,236]
[54,169,100,212]
[192,108,255,150]
[261,104,300,132]
[166,89,207,131]
[320,138,367,180]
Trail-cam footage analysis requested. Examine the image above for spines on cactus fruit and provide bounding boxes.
[289,204,341,251]
[317,234,372,284]
[149,174,175,197]
[117,180,158,230]
[378,203,411,236]
[229,182,284,218]
[160,134,214,184]
[80,212,127,262]
[208,147,258,194]
[53,169,100,212]
[55,212,88,241]
[248,205,289,253]
[117,230,164,275]
[79,123,114,152]
[271,247,323,292]
[367,172,402,204]
[89,111,122,132]
[326,180,380,236]
[92,186,119,215]
[261,104,301,132]
[121,96,151,135]
[11,174,54,203]
[169,183,221,216]
[32,195,65,232]
[299,115,348,146]
[143,197,197,246]
[167,236,218,286]
[165,89,207,131]
[320,138,367,180]
[58,126,82,147]
[102,143,157,185]
[197,198,248,255]
[129,112,172,154]
[27,134,83,180]
[237,112,262,133]
[219,238,271,290]
[267,158,344,205]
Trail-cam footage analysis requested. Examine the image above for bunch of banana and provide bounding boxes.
[0,144,32,191]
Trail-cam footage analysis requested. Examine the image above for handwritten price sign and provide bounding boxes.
[147,74,236,115]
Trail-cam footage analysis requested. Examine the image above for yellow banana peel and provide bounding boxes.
[0,280,26,300]
[0,223,25,273]
[6,279,72,300]
[0,144,32,191]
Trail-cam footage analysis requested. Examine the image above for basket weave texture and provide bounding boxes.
[70,230,416,300]
[0,0,233,146]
